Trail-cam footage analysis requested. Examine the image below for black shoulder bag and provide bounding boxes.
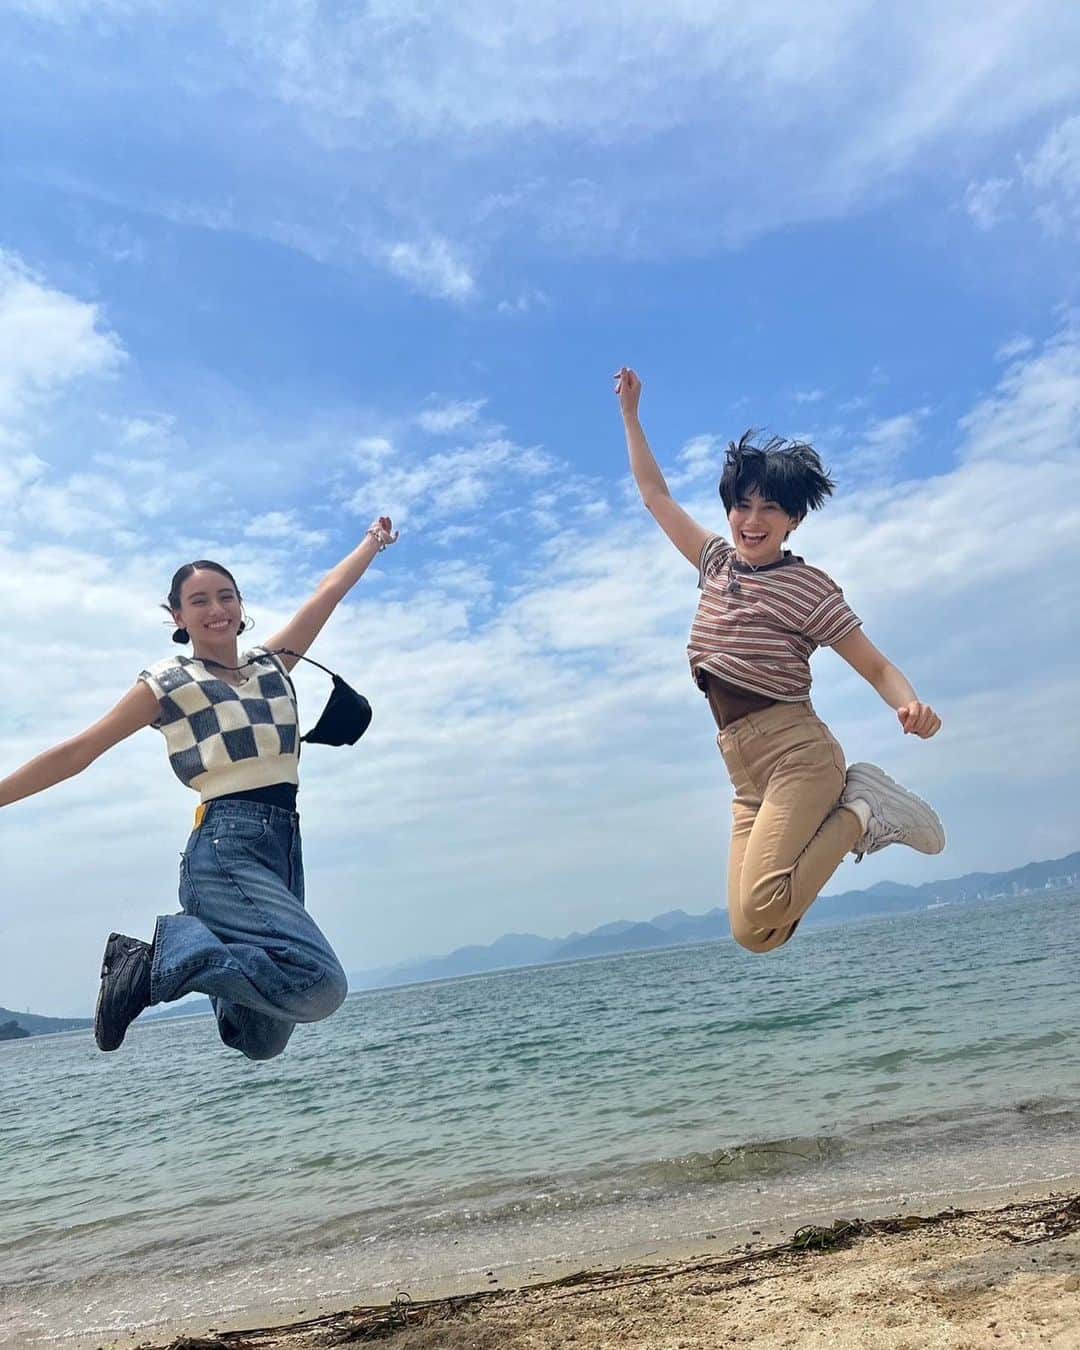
[202,648,372,746]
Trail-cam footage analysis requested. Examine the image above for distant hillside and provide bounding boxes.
[0,999,212,1040]
[11,852,1079,1023]
[0,1006,92,1037]
[349,850,1080,991]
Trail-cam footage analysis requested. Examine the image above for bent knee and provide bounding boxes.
[293,963,348,1022]
[730,918,794,955]
[241,1032,293,1062]
[742,877,796,928]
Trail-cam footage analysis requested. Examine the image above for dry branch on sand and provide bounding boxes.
[132,1192,1080,1349]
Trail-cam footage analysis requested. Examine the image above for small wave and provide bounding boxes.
[293,1094,1080,1244]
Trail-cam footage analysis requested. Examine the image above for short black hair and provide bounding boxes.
[719,430,836,520]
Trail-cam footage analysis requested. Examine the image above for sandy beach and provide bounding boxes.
[121,1190,1080,1350]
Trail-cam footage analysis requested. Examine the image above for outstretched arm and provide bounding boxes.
[615,368,713,567]
[0,682,160,808]
[832,629,941,738]
[262,517,398,670]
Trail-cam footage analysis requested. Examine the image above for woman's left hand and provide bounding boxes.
[898,701,941,738]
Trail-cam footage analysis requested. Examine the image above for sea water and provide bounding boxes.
[2,889,1078,1345]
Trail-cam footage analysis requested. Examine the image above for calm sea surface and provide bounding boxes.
[3,890,1079,1346]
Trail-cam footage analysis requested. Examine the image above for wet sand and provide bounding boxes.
[126,1189,1080,1350]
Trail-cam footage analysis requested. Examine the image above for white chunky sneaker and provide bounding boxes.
[842,762,945,863]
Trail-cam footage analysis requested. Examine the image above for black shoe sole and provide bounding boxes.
[94,932,148,1053]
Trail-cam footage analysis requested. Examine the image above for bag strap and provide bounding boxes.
[199,648,338,680]
[272,648,338,680]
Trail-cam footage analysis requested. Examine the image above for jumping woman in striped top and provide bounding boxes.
[615,368,944,952]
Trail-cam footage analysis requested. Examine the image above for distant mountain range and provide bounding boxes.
[347,849,1080,991]
[5,851,1078,1034]
[0,1000,213,1040]
[0,1007,93,1037]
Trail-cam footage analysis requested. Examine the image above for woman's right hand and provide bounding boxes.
[614,366,642,419]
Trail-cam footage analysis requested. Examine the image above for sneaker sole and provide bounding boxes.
[844,763,946,855]
[94,932,129,1052]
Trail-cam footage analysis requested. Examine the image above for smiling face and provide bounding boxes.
[728,488,800,565]
[174,568,244,647]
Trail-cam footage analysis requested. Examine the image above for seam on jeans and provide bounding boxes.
[197,838,282,936]
[210,817,270,848]
[185,829,325,995]
[198,849,325,995]
[149,914,170,1003]
[179,850,199,917]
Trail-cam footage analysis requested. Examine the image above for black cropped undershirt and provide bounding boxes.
[211,783,298,811]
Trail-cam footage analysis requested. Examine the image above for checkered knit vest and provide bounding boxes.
[138,647,300,800]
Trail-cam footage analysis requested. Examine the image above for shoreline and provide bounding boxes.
[57,1179,1080,1350]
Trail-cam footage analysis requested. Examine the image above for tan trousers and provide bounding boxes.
[718,701,862,953]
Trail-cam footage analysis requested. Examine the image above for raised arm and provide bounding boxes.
[0,681,160,809]
[262,517,398,670]
[615,368,713,567]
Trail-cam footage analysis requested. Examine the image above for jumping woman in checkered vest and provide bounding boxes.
[0,517,398,1057]
[615,369,945,952]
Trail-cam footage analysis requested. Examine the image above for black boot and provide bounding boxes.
[94,933,153,1052]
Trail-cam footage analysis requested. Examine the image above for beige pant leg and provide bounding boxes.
[727,793,757,944]
[723,708,861,954]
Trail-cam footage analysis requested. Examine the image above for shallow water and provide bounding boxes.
[2,889,1078,1346]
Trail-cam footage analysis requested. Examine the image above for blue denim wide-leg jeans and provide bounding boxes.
[149,800,348,1060]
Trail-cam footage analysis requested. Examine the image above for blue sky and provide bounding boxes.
[2,1,1079,1014]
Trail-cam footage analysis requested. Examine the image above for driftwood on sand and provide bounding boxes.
[136,1191,1080,1349]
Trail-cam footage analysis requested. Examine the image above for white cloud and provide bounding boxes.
[14,2,1080,280]
[964,176,1013,230]
[496,287,550,315]
[965,116,1080,239]
[669,433,723,489]
[1021,113,1080,235]
[345,436,553,527]
[417,399,488,435]
[0,250,123,434]
[834,407,930,484]
[0,451,46,506]
[351,435,394,469]
[383,238,476,302]
[232,3,1077,157]
[244,510,329,549]
[996,334,1034,362]
[1023,115,1080,196]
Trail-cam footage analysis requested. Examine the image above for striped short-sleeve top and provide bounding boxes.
[688,535,861,701]
[138,646,300,800]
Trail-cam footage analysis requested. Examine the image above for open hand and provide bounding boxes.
[614,366,642,418]
[898,701,941,738]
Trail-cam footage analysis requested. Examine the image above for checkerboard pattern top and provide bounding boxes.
[138,646,300,800]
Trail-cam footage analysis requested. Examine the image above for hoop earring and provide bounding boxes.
[238,614,255,634]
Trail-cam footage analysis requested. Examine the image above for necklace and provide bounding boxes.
[199,654,255,686]
[728,551,784,594]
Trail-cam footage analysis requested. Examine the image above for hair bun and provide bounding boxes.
[172,627,190,644]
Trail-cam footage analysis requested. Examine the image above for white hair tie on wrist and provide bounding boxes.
[366,521,399,551]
